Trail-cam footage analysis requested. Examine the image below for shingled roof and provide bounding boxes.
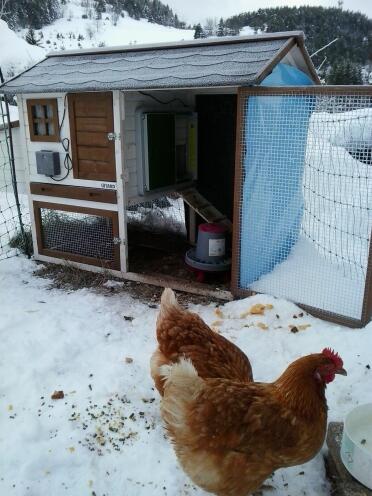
[1,32,317,94]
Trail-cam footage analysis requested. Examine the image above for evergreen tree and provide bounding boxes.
[94,0,106,18]
[326,59,363,84]
[217,18,225,37]
[8,0,61,29]
[224,6,371,71]
[25,27,41,45]
[194,23,204,39]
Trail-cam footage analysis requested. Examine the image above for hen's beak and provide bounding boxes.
[336,368,347,376]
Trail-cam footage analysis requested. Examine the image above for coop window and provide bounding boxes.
[33,202,120,269]
[27,99,59,142]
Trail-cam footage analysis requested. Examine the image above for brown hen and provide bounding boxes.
[160,349,346,496]
[151,288,253,395]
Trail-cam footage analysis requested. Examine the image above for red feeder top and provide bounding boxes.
[198,223,226,234]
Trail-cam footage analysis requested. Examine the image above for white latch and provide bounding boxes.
[113,237,125,245]
[107,132,120,141]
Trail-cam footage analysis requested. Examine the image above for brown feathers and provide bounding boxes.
[159,356,331,496]
[151,289,253,395]
[151,290,344,496]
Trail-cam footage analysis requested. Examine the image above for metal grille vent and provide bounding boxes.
[39,206,116,263]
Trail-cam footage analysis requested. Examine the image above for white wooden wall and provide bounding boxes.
[18,92,125,268]
[19,92,117,190]
[18,88,236,202]
[122,90,195,201]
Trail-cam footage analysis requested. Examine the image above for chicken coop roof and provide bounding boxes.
[0,31,317,94]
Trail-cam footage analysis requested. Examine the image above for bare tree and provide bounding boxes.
[204,17,218,37]
[0,0,10,20]
[86,24,94,40]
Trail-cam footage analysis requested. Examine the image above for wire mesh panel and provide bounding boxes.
[34,202,120,269]
[232,87,372,326]
[127,193,187,237]
[0,94,29,260]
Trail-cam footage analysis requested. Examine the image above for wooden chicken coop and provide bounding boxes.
[1,31,371,327]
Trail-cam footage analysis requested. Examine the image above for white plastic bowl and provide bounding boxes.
[340,403,372,489]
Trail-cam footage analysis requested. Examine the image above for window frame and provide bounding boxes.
[27,98,60,142]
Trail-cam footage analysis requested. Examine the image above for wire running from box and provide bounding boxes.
[50,95,73,182]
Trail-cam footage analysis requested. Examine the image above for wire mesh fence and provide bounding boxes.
[33,202,120,269]
[233,87,372,325]
[0,89,30,261]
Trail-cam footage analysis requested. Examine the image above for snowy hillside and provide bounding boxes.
[0,0,193,80]
[0,19,44,79]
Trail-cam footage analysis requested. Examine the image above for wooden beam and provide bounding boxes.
[32,253,233,301]
[30,182,117,203]
[236,86,372,95]
[121,271,233,301]
[361,232,372,326]
[256,37,297,85]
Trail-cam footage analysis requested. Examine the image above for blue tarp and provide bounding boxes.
[239,63,315,286]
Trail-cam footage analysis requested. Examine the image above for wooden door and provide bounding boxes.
[68,92,116,182]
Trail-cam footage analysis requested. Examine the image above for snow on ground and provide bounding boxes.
[240,26,257,36]
[32,0,194,51]
[0,103,19,124]
[251,106,372,320]
[0,255,371,496]
[0,20,44,79]
[251,235,366,319]
[0,193,29,260]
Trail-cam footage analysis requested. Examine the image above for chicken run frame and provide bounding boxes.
[0,33,371,327]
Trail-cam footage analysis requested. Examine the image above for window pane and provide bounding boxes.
[35,121,46,135]
[46,122,55,136]
[33,104,44,118]
[46,104,54,118]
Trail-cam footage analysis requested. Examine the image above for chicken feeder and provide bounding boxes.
[340,403,372,489]
[185,223,231,281]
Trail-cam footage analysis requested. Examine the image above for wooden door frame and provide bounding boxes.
[231,86,372,328]
[112,90,128,273]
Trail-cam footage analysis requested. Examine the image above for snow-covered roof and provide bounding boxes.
[0,32,318,94]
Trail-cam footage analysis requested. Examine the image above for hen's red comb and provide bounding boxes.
[322,348,343,368]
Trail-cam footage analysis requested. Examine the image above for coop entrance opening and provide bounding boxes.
[126,193,230,288]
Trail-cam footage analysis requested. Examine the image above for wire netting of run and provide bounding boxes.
[127,193,187,237]
[0,90,30,261]
[235,88,372,322]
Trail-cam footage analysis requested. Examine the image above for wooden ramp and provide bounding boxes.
[179,187,232,232]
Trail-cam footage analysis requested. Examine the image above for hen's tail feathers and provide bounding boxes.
[158,288,181,321]
[160,359,203,430]
[160,358,203,395]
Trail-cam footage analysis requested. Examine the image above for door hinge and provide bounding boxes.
[122,169,130,182]
[113,237,125,245]
[107,132,121,141]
